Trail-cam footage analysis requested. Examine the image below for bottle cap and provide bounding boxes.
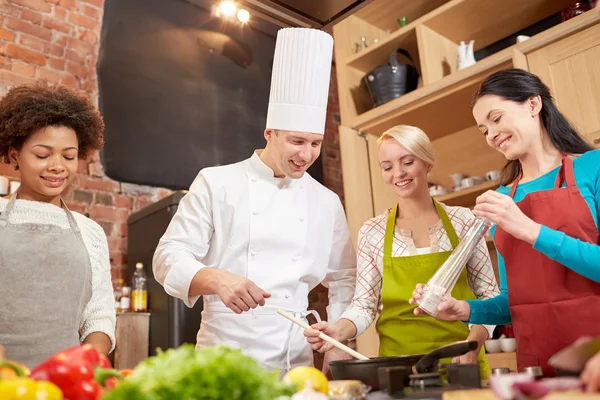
[136,262,143,269]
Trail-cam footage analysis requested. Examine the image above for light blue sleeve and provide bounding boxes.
[465,226,512,325]
[532,154,600,283]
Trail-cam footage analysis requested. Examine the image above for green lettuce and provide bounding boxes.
[102,344,296,400]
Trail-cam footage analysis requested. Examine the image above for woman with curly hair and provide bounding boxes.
[0,81,116,368]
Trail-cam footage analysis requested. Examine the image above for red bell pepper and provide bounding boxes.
[30,345,122,400]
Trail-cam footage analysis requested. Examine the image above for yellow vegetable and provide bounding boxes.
[0,377,63,400]
[283,366,329,395]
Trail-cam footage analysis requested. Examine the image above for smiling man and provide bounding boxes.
[152,28,357,374]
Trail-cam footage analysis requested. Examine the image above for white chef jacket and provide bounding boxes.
[153,151,357,372]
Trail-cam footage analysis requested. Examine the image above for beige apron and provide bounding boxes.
[0,193,92,368]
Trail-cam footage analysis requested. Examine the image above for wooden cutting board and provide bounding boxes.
[442,389,598,399]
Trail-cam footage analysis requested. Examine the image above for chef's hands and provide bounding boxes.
[409,284,471,321]
[304,321,340,353]
[215,270,271,314]
[304,319,357,353]
[472,190,541,244]
[581,348,600,392]
[453,326,487,366]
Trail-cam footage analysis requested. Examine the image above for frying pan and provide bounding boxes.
[328,341,478,390]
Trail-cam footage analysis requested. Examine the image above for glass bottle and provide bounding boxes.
[131,262,148,312]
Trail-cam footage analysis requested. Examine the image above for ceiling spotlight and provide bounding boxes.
[219,1,236,17]
[237,9,250,23]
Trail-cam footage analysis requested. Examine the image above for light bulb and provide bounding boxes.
[237,9,249,23]
[219,1,236,17]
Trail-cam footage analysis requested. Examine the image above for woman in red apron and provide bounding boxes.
[411,69,600,378]
[304,125,500,378]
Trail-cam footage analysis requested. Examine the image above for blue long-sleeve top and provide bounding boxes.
[466,149,600,325]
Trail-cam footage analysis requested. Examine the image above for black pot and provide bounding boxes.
[328,341,477,390]
[363,48,419,107]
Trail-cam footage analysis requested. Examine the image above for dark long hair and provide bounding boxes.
[472,68,593,186]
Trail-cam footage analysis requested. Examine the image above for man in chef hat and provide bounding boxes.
[153,27,361,374]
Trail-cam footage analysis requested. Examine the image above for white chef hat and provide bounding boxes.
[266,27,334,135]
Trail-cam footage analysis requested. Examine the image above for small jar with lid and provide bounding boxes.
[561,2,589,21]
[120,286,131,313]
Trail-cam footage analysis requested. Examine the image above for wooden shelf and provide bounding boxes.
[347,25,420,74]
[423,0,574,50]
[350,46,513,138]
[433,180,500,206]
[354,0,450,33]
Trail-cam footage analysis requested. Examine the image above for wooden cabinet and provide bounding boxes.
[525,23,600,147]
[332,0,600,355]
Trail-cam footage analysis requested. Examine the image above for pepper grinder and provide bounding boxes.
[416,217,494,316]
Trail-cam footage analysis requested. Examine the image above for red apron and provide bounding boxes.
[495,155,600,376]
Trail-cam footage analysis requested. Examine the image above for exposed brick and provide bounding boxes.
[68,12,96,30]
[0,43,46,66]
[73,189,93,204]
[37,66,60,81]
[107,236,127,253]
[114,223,128,237]
[89,204,129,222]
[12,60,36,77]
[110,252,127,265]
[80,0,103,7]
[0,56,11,70]
[42,16,71,34]
[66,202,87,214]
[65,48,84,64]
[54,5,67,19]
[79,175,120,192]
[18,34,44,52]
[114,195,132,209]
[0,3,21,17]
[66,60,85,76]
[47,56,65,70]
[9,0,52,12]
[67,37,93,54]
[5,17,52,42]
[95,191,113,206]
[98,220,113,236]
[20,9,43,25]
[78,29,97,45]
[87,161,103,177]
[59,73,79,89]
[58,0,77,10]
[0,28,16,42]
[43,42,64,57]
[55,34,68,47]
[81,4,98,19]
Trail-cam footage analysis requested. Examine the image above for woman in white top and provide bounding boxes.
[307,125,500,378]
[0,82,115,368]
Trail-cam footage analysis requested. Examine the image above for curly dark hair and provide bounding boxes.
[0,81,105,164]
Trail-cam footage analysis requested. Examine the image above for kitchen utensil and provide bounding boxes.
[449,173,465,186]
[363,48,418,107]
[457,40,476,70]
[485,339,502,353]
[328,341,478,390]
[486,170,501,181]
[492,367,511,376]
[460,176,485,188]
[500,338,517,352]
[548,337,600,374]
[524,366,543,378]
[417,217,493,316]
[276,309,369,361]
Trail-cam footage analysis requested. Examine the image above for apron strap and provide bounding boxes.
[283,310,321,373]
[434,200,459,250]
[384,200,460,256]
[383,205,398,263]
[508,176,521,199]
[0,192,19,227]
[554,153,576,189]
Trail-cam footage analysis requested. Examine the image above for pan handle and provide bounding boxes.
[415,341,478,373]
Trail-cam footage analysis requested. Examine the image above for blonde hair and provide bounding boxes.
[376,125,435,167]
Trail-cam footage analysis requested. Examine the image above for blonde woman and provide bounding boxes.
[305,125,500,378]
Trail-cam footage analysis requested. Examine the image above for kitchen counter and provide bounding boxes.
[366,389,597,399]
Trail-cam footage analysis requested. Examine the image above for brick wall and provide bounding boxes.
[0,0,345,364]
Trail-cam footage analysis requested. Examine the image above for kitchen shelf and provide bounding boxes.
[433,180,500,207]
[350,46,513,138]
[422,0,574,50]
[353,0,450,33]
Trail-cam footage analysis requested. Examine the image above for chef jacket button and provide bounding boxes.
[285,295,290,299]
[250,251,258,257]
[292,256,299,262]
[299,217,304,222]
[252,211,258,215]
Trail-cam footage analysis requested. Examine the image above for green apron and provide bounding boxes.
[375,200,490,379]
